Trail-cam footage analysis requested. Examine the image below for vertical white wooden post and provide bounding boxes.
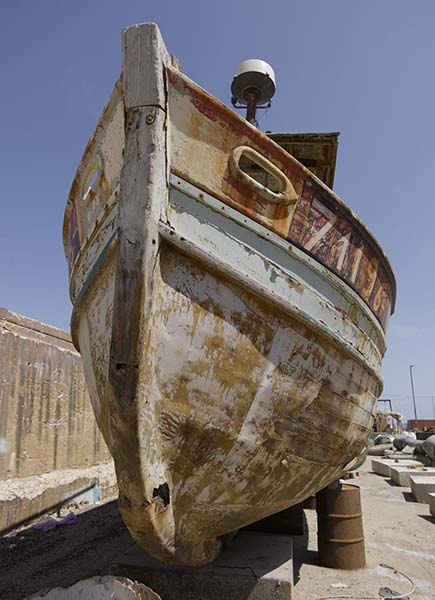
[109,23,177,563]
[110,23,169,408]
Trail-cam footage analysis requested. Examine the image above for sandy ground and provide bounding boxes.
[293,459,435,599]
[0,458,434,599]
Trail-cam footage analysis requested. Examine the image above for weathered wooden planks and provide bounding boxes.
[109,24,169,409]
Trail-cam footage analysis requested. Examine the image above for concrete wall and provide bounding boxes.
[0,308,111,480]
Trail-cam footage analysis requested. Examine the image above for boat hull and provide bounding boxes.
[74,238,379,563]
[64,23,395,565]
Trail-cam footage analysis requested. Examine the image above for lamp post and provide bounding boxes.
[409,364,418,421]
[378,398,393,412]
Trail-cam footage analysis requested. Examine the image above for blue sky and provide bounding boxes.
[1,1,434,421]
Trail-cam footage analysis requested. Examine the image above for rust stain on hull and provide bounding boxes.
[168,67,395,330]
[72,242,383,564]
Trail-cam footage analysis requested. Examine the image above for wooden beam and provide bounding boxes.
[122,22,169,110]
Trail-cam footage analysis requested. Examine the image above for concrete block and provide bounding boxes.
[0,462,116,532]
[389,466,435,487]
[371,458,422,477]
[0,308,111,479]
[368,443,393,456]
[384,451,415,459]
[428,493,435,517]
[409,476,435,503]
[109,531,293,600]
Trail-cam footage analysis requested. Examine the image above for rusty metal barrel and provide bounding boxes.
[316,482,366,569]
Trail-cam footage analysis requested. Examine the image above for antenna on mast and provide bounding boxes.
[231,59,276,127]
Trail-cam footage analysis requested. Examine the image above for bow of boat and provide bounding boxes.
[63,23,395,565]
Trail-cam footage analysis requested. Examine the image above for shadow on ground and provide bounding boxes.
[385,479,399,487]
[0,498,133,600]
[418,514,435,524]
[0,499,322,599]
[402,491,419,503]
[292,510,319,584]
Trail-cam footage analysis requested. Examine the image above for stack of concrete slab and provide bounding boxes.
[409,475,435,503]
[389,465,435,487]
[0,463,116,533]
[371,458,422,477]
[385,451,415,459]
[428,493,435,517]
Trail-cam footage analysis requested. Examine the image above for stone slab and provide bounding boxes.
[409,475,435,503]
[0,462,116,532]
[367,443,392,456]
[428,493,435,517]
[371,458,422,477]
[384,451,415,459]
[389,466,435,487]
[109,531,293,600]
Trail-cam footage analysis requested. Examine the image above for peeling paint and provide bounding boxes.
[167,67,395,330]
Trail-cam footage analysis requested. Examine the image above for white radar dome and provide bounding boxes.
[231,59,276,105]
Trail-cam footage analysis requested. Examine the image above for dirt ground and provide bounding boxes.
[0,499,134,599]
[293,459,435,599]
[0,458,434,599]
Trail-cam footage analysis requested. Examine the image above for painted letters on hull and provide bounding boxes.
[167,68,395,330]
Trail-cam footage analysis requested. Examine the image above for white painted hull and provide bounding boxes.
[73,236,378,564]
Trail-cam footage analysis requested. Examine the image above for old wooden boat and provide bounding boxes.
[63,23,395,565]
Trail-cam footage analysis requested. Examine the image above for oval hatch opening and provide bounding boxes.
[239,153,284,193]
